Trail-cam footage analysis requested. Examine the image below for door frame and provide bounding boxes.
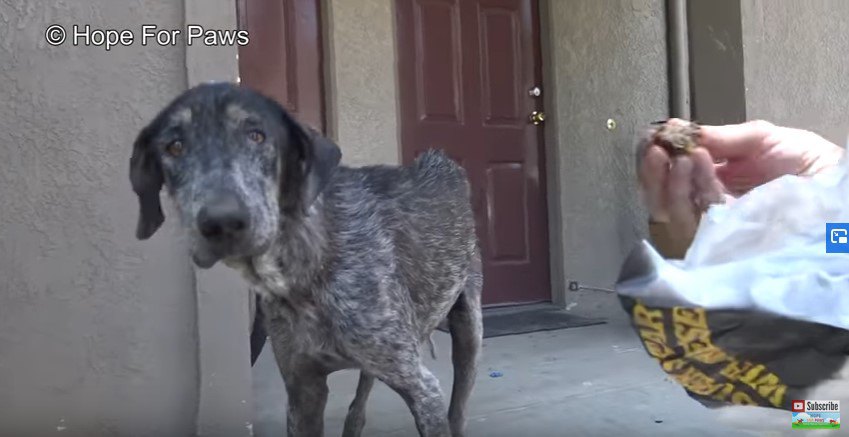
[535,0,565,307]
[393,0,556,307]
[235,0,330,135]
[528,0,555,307]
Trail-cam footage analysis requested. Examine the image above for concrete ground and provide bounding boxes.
[251,316,787,436]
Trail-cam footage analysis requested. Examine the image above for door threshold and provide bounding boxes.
[482,300,552,311]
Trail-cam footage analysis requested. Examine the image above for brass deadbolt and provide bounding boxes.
[529,111,546,125]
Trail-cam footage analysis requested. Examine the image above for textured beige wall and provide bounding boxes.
[741,0,849,145]
[324,0,400,166]
[0,1,254,435]
[544,0,667,317]
[0,2,199,436]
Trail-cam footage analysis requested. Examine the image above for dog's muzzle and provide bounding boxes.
[193,193,251,267]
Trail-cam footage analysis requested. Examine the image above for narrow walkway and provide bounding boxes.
[251,319,786,436]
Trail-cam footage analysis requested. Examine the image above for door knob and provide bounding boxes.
[529,111,546,125]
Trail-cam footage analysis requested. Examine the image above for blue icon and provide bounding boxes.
[826,223,849,253]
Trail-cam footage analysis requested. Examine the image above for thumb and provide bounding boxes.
[697,121,774,160]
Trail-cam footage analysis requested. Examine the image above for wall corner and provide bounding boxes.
[183,1,253,435]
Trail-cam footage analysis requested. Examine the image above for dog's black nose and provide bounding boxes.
[197,195,249,240]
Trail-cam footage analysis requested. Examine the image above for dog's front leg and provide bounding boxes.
[374,360,451,437]
[282,368,330,437]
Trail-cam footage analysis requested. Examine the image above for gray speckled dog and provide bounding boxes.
[129,82,483,437]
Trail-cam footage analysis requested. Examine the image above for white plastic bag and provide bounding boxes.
[619,154,849,330]
[615,153,849,430]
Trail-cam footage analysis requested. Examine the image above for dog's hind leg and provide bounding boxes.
[447,259,483,437]
[341,371,375,437]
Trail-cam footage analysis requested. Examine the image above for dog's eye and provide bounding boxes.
[247,130,266,144]
[165,140,184,157]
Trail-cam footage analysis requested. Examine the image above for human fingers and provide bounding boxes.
[639,144,671,222]
[665,155,700,240]
[690,148,726,211]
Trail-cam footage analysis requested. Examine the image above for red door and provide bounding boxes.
[236,0,325,133]
[395,0,551,306]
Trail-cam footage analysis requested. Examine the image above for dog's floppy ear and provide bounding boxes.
[129,125,165,240]
[280,124,342,214]
[300,128,342,211]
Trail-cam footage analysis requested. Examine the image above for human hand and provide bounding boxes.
[638,119,844,253]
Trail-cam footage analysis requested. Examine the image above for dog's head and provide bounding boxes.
[129,82,341,268]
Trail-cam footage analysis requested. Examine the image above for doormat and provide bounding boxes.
[437,304,606,339]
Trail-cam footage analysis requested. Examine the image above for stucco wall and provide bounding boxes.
[741,0,849,145]
[544,0,668,317]
[184,2,254,436]
[324,0,400,166]
[0,2,249,435]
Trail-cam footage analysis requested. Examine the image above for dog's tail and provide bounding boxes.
[412,149,468,185]
[411,149,473,210]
